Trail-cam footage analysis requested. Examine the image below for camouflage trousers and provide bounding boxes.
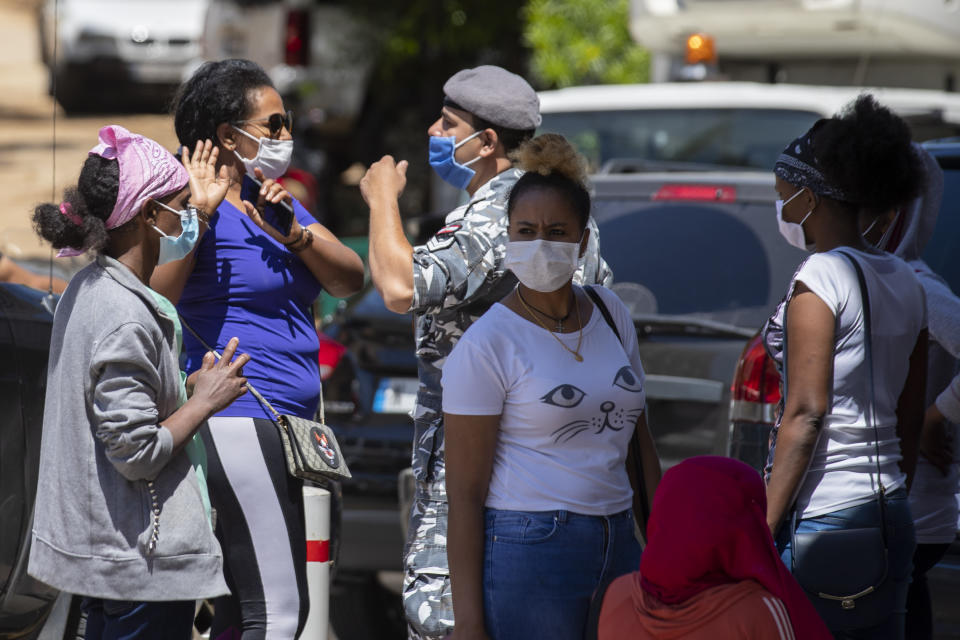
[402,494,454,640]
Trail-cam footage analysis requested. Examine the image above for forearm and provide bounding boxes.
[766,416,820,534]
[448,494,488,634]
[367,195,415,312]
[897,331,928,489]
[636,415,662,509]
[160,395,217,451]
[297,225,365,298]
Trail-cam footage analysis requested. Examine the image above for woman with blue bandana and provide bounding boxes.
[764,95,928,639]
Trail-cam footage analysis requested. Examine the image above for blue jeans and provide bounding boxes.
[81,598,195,640]
[777,489,916,640]
[482,508,642,640]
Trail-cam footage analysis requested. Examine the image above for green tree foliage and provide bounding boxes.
[524,0,650,88]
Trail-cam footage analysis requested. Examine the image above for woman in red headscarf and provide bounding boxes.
[592,456,831,640]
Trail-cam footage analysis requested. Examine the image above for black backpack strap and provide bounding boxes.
[584,285,622,345]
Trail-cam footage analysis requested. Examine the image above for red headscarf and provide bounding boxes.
[639,456,831,639]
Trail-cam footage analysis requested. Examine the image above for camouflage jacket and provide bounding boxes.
[408,168,613,498]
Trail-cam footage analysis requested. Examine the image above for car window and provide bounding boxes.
[593,200,807,329]
[923,163,960,292]
[540,109,821,172]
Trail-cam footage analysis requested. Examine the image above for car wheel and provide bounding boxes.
[52,67,95,114]
[330,571,405,640]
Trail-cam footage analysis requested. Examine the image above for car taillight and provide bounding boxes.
[731,334,781,405]
[728,333,780,471]
[318,332,346,381]
[653,184,736,202]
[284,9,310,66]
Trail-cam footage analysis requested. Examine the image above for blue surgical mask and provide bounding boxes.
[152,201,200,265]
[428,130,483,190]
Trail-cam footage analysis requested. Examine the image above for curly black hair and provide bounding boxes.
[173,59,275,150]
[814,94,924,216]
[32,155,119,253]
[507,134,591,230]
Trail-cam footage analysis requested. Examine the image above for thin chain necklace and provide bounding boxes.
[516,286,573,332]
[516,286,584,362]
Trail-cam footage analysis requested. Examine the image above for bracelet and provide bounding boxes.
[291,227,314,253]
[283,227,306,248]
[186,205,211,226]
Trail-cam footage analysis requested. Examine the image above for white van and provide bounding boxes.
[538,82,960,174]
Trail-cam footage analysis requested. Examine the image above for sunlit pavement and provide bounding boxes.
[0,0,177,263]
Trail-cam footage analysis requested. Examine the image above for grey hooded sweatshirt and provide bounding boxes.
[28,254,228,600]
[886,146,960,544]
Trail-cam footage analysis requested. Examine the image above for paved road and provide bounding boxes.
[0,0,176,264]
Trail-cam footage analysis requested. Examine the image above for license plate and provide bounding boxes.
[373,378,418,414]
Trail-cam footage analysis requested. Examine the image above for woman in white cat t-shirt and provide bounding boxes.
[765,96,928,639]
[442,134,661,640]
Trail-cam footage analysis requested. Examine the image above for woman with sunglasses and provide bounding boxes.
[152,59,364,639]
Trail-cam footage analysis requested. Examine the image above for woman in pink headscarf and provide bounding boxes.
[592,456,831,640]
[28,126,250,639]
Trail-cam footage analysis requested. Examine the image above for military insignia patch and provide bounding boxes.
[426,223,462,251]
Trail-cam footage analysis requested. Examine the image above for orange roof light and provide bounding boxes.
[685,33,716,65]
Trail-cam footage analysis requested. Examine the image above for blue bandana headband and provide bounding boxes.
[773,120,852,202]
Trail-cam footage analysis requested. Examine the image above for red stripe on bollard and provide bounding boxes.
[306,539,329,563]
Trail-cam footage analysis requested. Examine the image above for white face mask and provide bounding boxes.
[775,188,814,251]
[504,238,582,293]
[232,125,293,180]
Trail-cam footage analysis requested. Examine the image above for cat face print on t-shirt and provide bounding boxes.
[541,366,645,443]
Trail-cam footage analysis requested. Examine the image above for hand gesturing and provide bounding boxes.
[183,140,230,217]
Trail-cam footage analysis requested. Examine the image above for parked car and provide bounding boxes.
[0,284,59,638]
[38,0,208,112]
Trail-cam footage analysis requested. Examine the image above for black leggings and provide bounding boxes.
[202,416,309,639]
[905,542,950,640]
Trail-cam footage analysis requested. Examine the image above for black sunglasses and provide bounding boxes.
[235,110,294,137]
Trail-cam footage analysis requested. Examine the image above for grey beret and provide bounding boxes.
[443,65,541,130]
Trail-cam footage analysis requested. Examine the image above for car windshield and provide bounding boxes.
[540,108,822,173]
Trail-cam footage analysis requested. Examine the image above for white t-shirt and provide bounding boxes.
[441,286,644,515]
[788,248,927,519]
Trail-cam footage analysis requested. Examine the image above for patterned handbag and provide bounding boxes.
[182,320,351,482]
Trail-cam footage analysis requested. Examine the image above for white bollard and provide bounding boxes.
[302,486,331,639]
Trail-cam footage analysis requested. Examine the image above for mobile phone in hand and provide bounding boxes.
[240,174,295,237]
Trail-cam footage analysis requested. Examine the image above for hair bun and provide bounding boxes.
[512,133,588,189]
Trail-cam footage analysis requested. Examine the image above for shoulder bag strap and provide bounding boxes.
[583,285,651,533]
[584,285,622,345]
[179,317,326,424]
[836,251,885,498]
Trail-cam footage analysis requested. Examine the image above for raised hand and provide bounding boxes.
[239,166,301,245]
[183,140,230,217]
[359,155,408,206]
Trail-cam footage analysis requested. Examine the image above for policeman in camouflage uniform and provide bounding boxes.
[360,66,612,639]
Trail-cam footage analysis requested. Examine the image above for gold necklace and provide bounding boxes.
[516,287,584,362]
[516,287,572,332]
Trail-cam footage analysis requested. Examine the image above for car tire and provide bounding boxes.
[52,68,95,114]
[329,571,405,640]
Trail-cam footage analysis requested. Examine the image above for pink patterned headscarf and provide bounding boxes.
[58,125,189,257]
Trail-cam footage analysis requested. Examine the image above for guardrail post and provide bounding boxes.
[303,486,330,639]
